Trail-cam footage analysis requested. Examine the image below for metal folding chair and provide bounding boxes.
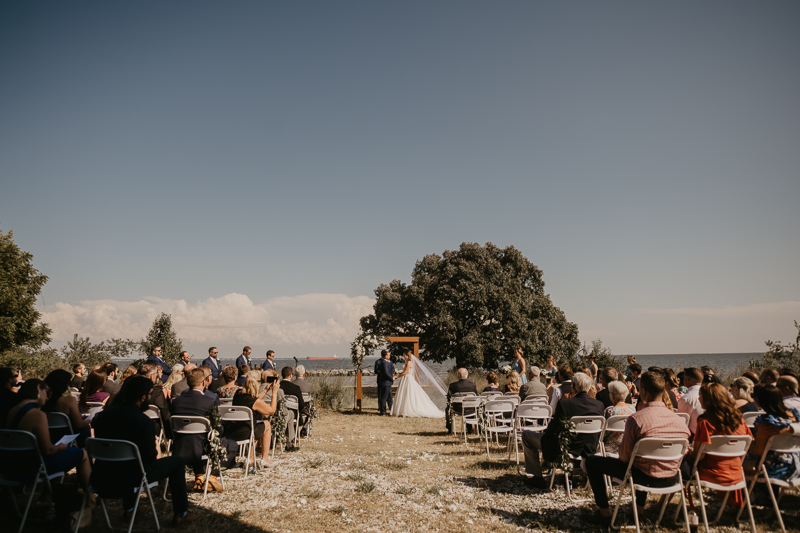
[677,412,691,426]
[219,405,257,476]
[0,430,66,533]
[46,411,75,445]
[510,404,551,474]
[548,416,605,501]
[169,416,222,501]
[483,400,515,460]
[284,395,301,448]
[742,411,764,429]
[461,398,482,448]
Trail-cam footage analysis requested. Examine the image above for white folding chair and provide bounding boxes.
[301,393,313,438]
[609,438,691,533]
[678,435,756,533]
[218,397,234,406]
[599,414,630,458]
[503,391,520,397]
[220,405,257,476]
[144,407,165,451]
[520,396,548,406]
[453,392,476,397]
[549,416,605,501]
[736,433,800,533]
[79,438,160,533]
[284,395,301,447]
[511,404,551,474]
[0,430,66,533]
[742,411,764,429]
[480,391,499,397]
[46,411,75,442]
[677,412,691,426]
[449,396,464,438]
[461,398,482,448]
[483,400,515,460]
[169,416,222,501]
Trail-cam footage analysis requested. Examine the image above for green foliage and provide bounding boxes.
[359,242,580,370]
[0,347,63,379]
[140,313,183,366]
[577,339,626,372]
[106,338,139,359]
[307,374,348,410]
[749,320,800,375]
[0,228,52,352]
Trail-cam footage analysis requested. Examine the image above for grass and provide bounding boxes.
[355,480,376,493]
[383,459,408,470]
[345,472,365,481]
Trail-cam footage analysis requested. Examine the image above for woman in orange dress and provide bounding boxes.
[680,382,752,509]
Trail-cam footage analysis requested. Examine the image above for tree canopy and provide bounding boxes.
[358,242,580,369]
[141,313,184,366]
[0,228,52,352]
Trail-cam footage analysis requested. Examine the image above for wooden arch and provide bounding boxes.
[354,336,419,412]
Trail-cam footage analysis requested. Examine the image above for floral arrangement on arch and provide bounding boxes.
[350,332,385,371]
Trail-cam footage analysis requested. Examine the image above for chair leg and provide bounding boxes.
[549,467,556,491]
[143,480,160,531]
[127,482,143,533]
[735,475,758,523]
[655,489,671,526]
[741,479,757,533]
[6,485,21,516]
[100,498,113,529]
[694,473,710,533]
[17,478,39,533]
[610,476,629,530]
[678,480,692,533]
[73,492,88,533]
[712,491,730,524]
[629,477,641,533]
[762,465,786,533]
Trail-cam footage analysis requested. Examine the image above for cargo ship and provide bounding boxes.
[307,355,339,360]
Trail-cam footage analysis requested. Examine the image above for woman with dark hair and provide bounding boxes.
[664,368,682,401]
[79,370,110,413]
[216,366,240,399]
[4,379,94,504]
[745,384,800,482]
[119,365,138,383]
[681,383,751,509]
[43,369,91,447]
[483,372,500,393]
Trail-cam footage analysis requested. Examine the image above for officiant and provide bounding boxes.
[375,350,395,416]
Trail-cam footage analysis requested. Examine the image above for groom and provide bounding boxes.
[374,350,395,415]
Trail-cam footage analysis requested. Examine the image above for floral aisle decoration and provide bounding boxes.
[305,401,318,433]
[270,397,287,446]
[350,333,385,371]
[206,404,225,474]
[555,417,577,473]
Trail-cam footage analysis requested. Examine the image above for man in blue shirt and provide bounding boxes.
[146,346,172,383]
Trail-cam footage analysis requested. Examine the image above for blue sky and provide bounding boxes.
[2,1,798,359]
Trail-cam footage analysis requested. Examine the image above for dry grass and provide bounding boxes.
[62,404,800,533]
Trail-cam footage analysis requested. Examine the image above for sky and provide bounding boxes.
[1,1,798,360]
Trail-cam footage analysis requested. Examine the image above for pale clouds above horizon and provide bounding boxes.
[40,293,375,350]
[639,301,800,317]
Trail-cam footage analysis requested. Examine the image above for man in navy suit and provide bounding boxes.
[374,350,395,415]
[176,351,191,368]
[279,367,305,451]
[202,347,222,380]
[146,345,172,383]
[235,346,253,372]
[262,350,276,371]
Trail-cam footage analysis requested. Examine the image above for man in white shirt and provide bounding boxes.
[677,367,704,434]
[777,375,800,411]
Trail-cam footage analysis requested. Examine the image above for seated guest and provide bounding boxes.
[744,384,800,482]
[483,372,501,393]
[229,373,279,468]
[730,377,757,413]
[664,368,682,401]
[0,367,19,428]
[119,365,138,383]
[216,366,241,399]
[199,366,220,403]
[293,365,313,395]
[760,369,779,386]
[596,368,632,409]
[93,376,200,526]
[549,366,574,410]
[3,379,93,505]
[629,363,643,392]
[234,365,249,387]
[680,383,751,511]
[138,363,173,440]
[585,372,690,525]
[677,367,705,435]
[447,368,477,434]
[70,363,86,390]
[503,370,522,394]
[100,363,121,396]
[279,366,305,451]
[207,363,228,394]
[79,370,110,413]
[43,369,92,447]
[576,366,598,398]
[171,368,237,491]
[519,367,546,401]
[603,381,636,456]
[171,363,196,397]
[647,367,678,410]
[777,376,800,411]
[162,364,185,398]
[522,373,603,489]
[742,371,760,386]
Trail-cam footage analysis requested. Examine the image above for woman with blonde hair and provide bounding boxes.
[731,377,757,413]
[503,370,522,393]
[162,364,185,397]
[119,365,138,383]
[231,369,280,467]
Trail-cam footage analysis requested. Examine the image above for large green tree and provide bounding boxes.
[0,228,52,352]
[359,242,580,369]
[140,313,184,366]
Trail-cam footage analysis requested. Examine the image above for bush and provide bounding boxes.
[749,321,800,376]
[307,374,348,410]
[0,347,65,379]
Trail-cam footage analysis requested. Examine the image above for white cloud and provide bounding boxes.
[639,301,800,317]
[40,293,375,352]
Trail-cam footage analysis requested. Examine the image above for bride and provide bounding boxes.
[391,350,446,418]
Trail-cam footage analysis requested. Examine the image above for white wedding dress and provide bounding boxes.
[391,357,445,418]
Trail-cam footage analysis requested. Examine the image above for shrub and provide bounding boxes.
[308,374,348,410]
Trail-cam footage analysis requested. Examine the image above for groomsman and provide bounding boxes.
[374,350,395,415]
[236,346,253,370]
[202,347,222,380]
[146,345,172,383]
[263,350,276,371]
[177,351,191,368]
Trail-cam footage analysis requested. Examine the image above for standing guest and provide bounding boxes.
[279,367,305,451]
[679,383,751,511]
[93,376,201,526]
[519,367,546,401]
[760,369,779,386]
[584,372,690,525]
[293,365,313,395]
[375,351,395,416]
[629,364,643,392]
[177,351,191,368]
[512,348,528,385]
[43,369,92,447]
[230,373,279,468]
[119,365,138,383]
[79,370,110,413]
[624,356,637,380]
[100,363,121,396]
[504,370,522,394]
[70,364,86,390]
[549,366,574,410]
[5,379,94,505]
[171,363,196,397]
[146,345,172,383]
[446,368,477,434]
[202,347,222,381]
[235,346,253,371]
[730,377,758,413]
[744,384,800,483]
[483,372,501,393]
[216,366,241,399]
[776,376,800,411]
[677,367,705,435]
[162,364,185,397]
[586,354,599,383]
[138,363,173,440]
[602,381,636,456]
[262,350,277,371]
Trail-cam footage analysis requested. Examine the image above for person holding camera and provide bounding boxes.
[230,370,279,468]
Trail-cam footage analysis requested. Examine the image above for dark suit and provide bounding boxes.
[171,390,235,475]
[101,378,120,396]
[202,357,222,380]
[146,355,172,383]
[447,379,478,433]
[208,376,225,393]
[235,354,252,372]
[150,384,173,439]
[280,380,305,444]
[374,358,395,415]
[69,375,84,390]
[596,387,633,409]
[92,404,188,515]
[262,359,276,371]
[519,379,547,401]
[171,378,189,397]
